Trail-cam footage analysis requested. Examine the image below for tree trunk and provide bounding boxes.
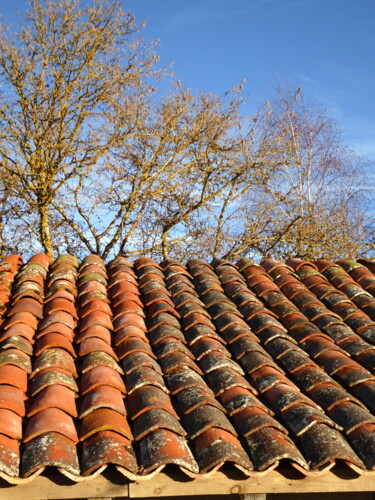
[162,229,169,259]
[39,204,53,258]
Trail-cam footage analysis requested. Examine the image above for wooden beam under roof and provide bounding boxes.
[128,467,375,498]
[0,465,374,499]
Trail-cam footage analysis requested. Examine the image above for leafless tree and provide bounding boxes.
[0,2,371,261]
[0,0,157,257]
[55,84,280,259]
[198,85,372,261]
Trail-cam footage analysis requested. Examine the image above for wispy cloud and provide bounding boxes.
[168,0,314,28]
[355,139,375,158]
[323,62,375,90]
[290,66,375,159]
[293,65,375,114]
[168,0,275,28]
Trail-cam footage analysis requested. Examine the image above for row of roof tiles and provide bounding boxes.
[0,253,373,484]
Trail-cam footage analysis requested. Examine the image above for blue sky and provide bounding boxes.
[124,0,375,161]
[1,0,374,160]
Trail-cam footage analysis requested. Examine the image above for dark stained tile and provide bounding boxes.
[116,337,156,359]
[133,408,186,440]
[184,324,226,345]
[166,367,215,395]
[22,432,80,478]
[281,403,342,436]
[193,428,253,474]
[156,338,195,359]
[30,369,78,396]
[0,349,31,373]
[127,386,179,420]
[350,381,375,411]
[328,401,375,434]
[122,352,163,376]
[308,383,365,411]
[298,423,364,470]
[125,366,168,395]
[31,348,77,378]
[241,350,284,375]
[348,424,375,469]
[1,336,33,355]
[246,427,308,471]
[220,386,273,416]
[264,383,321,412]
[138,429,199,476]
[176,387,226,415]
[250,366,294,393]
[148,324,187,345]
[81,430,137,476]
[81,351,123,374]
[0,253,373,484]
[160,351,203,375]
[207,367,256,396]
[191,338,230,360]
[183,404,237,439]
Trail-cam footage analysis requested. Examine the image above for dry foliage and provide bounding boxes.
[0,0,157,256]
[207,86,371,261]
[0,1,372,261]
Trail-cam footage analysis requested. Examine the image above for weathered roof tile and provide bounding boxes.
[0,253,372,485]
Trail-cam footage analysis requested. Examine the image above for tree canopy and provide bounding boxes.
[0,0,372,261]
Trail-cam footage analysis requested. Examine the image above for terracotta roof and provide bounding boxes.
[0,253,374,485]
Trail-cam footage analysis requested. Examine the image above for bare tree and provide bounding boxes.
[54,84,279,260]
[0,2,371,261]
[197,85,371,261]
[0,0,157,257]
[257,85,370,260]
